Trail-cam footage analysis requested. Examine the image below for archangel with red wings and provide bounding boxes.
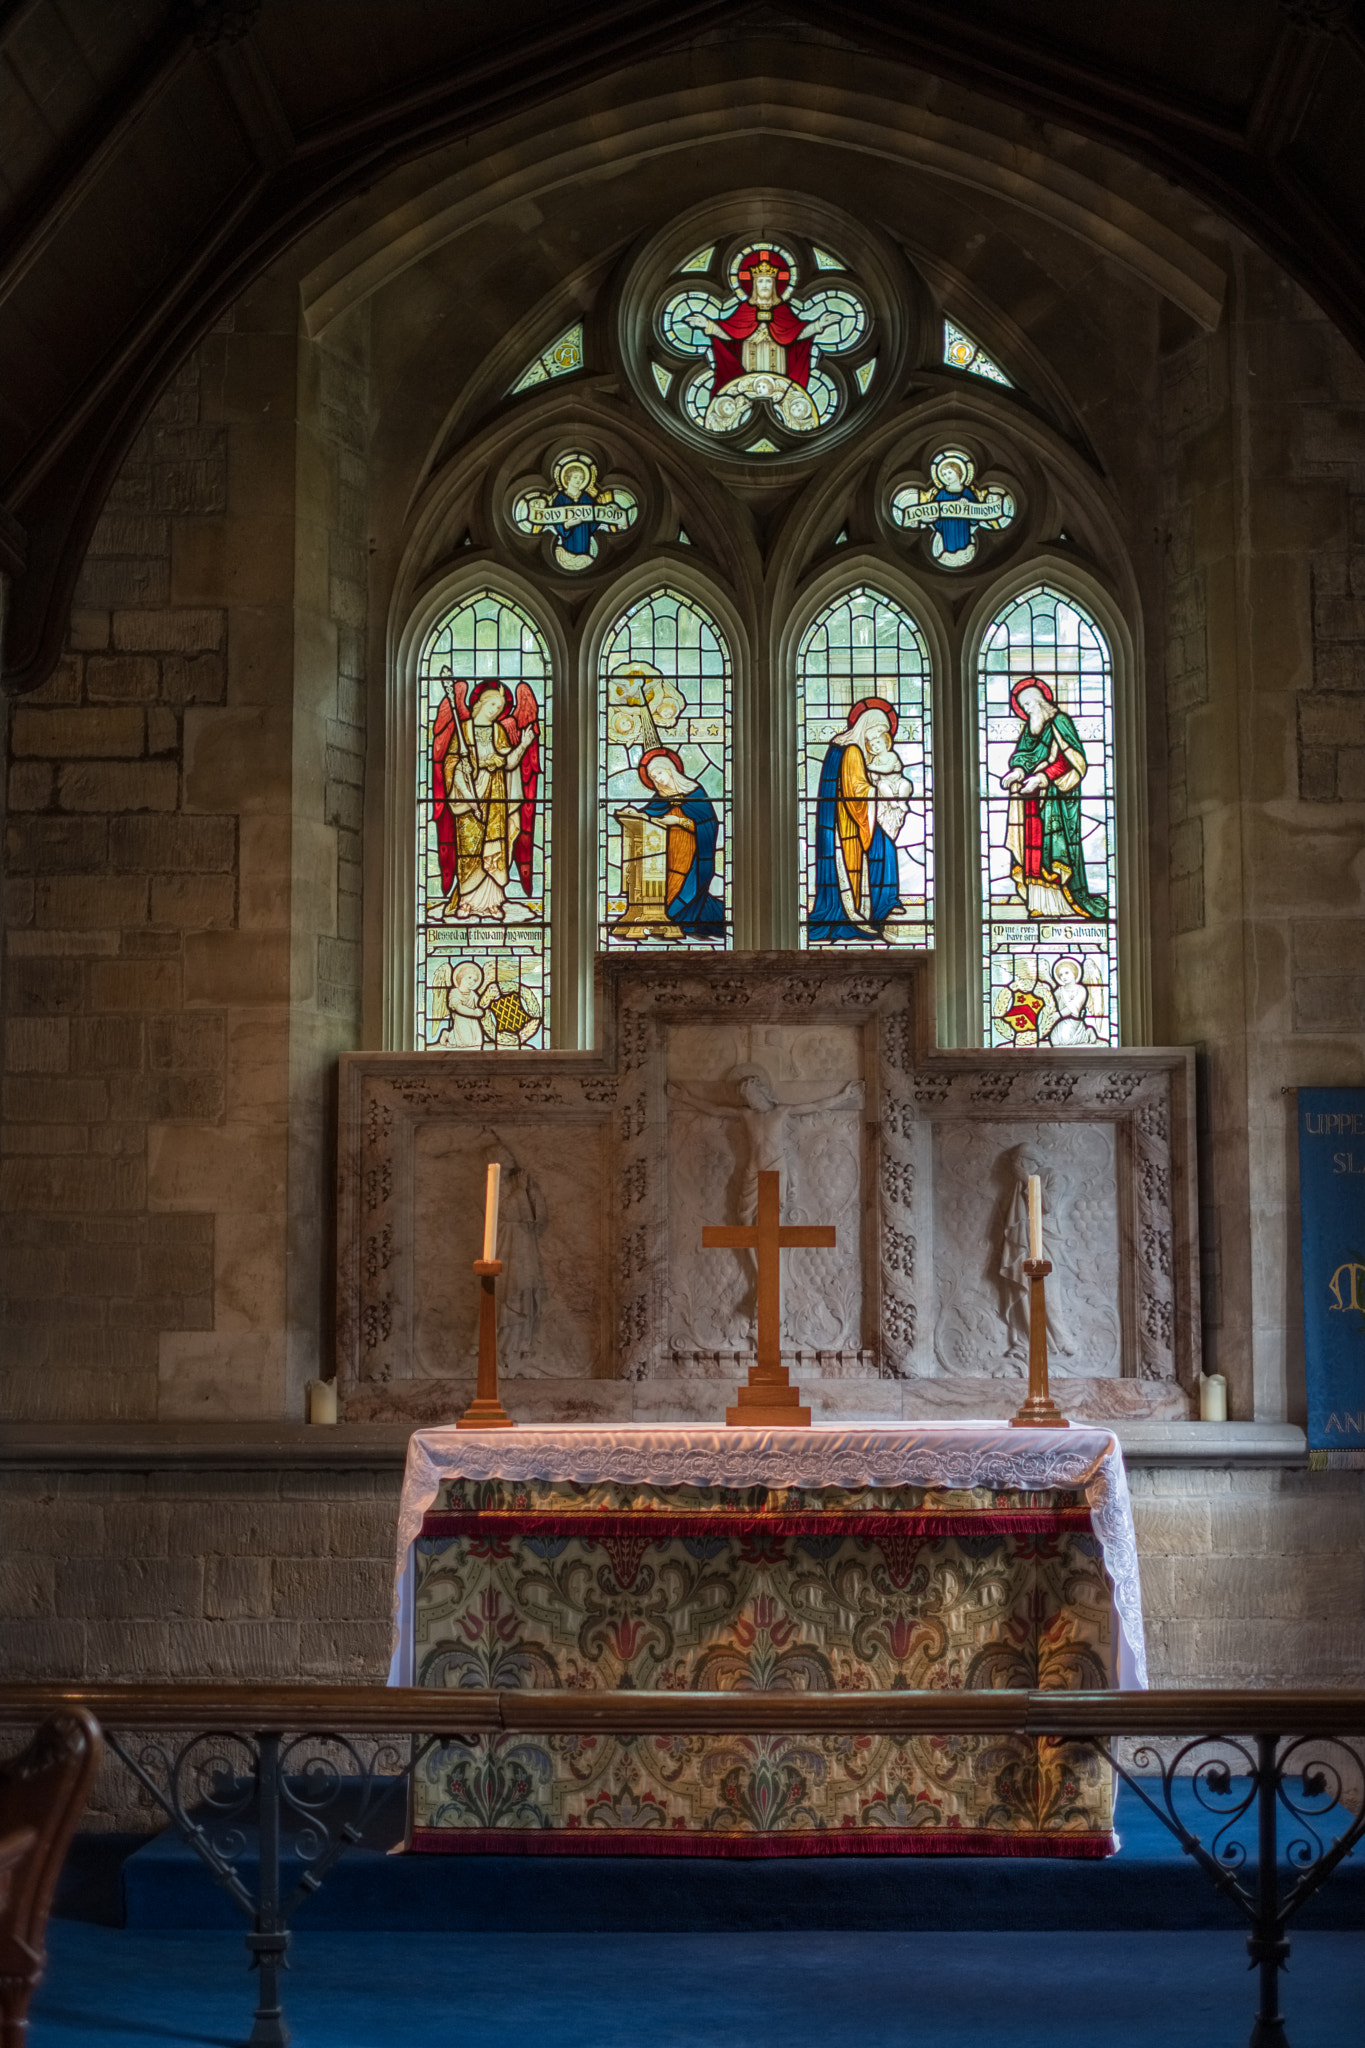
[430,674,540,921]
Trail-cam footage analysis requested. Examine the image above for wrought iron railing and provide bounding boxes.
[2,1684,1361,2048]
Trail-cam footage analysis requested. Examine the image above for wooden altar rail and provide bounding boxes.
[1,1682,1363,1737]
[3,1685,1362,2048]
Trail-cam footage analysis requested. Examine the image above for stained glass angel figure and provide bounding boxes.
[512,450,638,572]
[617,746,724,938]
[431,674,540,923]
[890,447,1015,569]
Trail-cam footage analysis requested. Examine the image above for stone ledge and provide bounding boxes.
[0,1419,1308,1470]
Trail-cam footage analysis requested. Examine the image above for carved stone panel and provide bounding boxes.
[665,1023,865,1366]
[933,1121,1122,1377]
[336,954,1200,1424]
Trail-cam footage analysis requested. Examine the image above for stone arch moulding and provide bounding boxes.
[391,390,759,634]
[385,562,570,1052]
[960,556,1148,1051]
[300,83,1227,344]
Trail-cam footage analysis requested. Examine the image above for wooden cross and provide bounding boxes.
[703,1168,836,1428]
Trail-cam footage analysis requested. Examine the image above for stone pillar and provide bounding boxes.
[1161,249,1365,1422]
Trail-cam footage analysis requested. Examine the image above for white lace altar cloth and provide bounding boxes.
[388,1423,1146,1689]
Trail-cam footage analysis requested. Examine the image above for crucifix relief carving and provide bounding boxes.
[702,1169,836,1426]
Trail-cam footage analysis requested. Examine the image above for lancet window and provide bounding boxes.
[598,588,731,951]
[397,199,1139,1051]
[415,590,551,1050]
[797,587,933,952]
[978,584,1118,1047]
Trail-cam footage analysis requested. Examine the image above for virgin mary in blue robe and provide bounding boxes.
[637,749,725,936]
[808,699,902,942]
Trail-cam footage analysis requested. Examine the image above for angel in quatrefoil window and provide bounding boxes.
[511,450,639,573]
[890,447,1016,570]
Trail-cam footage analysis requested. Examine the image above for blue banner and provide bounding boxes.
[1298,1087,1365,1463]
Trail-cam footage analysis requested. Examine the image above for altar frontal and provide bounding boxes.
[396,1425,1143,1858]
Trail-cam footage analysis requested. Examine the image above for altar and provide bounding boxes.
[391,1423,1145,1859]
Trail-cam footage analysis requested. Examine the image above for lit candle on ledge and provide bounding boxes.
[1027,1173,1043,1262]
[482,1161,501,1263]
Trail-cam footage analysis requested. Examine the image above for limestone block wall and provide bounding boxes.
[2,343,234,1424]
[1,286,372,1424]
[0,1459,1359,1828]
[1130,1465,1365,1686]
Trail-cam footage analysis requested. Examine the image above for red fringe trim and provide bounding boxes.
[408,1826,1118,1861]
[418,1510,1094,1541]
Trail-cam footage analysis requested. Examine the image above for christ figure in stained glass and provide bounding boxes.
[1001,677,1108,921]
[808,696,905,941]
[432,677,540,923]
[699,247,829,433]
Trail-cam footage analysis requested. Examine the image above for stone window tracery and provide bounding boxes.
[395,198,1138,1052]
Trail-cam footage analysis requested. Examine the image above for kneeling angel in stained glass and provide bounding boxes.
[599,591,730,948]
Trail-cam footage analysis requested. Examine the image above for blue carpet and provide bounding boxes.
[28,1924,1365,2048]
[107,1779,1362,1932]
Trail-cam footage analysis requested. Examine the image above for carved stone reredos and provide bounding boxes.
[337,953,1199,1425]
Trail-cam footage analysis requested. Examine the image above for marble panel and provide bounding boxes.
[336,954,1200,1424]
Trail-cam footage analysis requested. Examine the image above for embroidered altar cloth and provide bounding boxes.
[392,1425,1144,1859]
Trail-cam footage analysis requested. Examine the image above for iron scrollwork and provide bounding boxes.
[1087,1731,1365,2048]
[106,1727,441,2048]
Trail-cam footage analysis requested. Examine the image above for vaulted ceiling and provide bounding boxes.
[2,0,1363,687]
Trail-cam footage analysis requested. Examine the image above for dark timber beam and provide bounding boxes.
[0,17,196,307]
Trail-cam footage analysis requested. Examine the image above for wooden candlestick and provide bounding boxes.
[455,1259,515,1430]
[1010,1258,1070,1429]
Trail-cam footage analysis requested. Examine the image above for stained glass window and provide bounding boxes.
[978,584,1118,1046]
[509,321,584,394]
[416,591,550,1049]
[797,587,933,950]
[649,239,875,454]
[944,318,1012,387]
[598,588,730,950]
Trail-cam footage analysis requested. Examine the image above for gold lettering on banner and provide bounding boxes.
[1327,1262,1365,1314]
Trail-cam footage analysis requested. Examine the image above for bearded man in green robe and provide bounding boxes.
[1001,677,1108,920]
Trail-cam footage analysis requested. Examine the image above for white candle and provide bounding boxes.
[307,1379,338,1425]
[482,1161,501,1263]
[1027,1173,1043,1262]
[1199,1373,1227,1424]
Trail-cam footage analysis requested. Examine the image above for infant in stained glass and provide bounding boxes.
[864,723,915,836]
